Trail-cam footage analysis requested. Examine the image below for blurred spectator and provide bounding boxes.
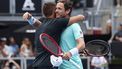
[2,58,20,69]
[0,38,8,57]
[114,0,122,7]
[0,37,13,57]
[108,24,122,43]
[106,14,112,34]
[8,37,19,57]
[20,38,34,57]
[106,14,119,35]
[117,23,122,30]
[117,0,121,7]
[116,0,122,7]
[113,30,122,42]
[91,56,108,69]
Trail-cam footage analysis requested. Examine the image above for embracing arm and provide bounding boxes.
[68,15,85,25]
[23,12,42,28]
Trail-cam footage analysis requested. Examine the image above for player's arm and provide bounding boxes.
[68,15,85,25]
[63,38,85,59]
[75,38,85,51]
[63,24,85,59]
[23,12,42,27]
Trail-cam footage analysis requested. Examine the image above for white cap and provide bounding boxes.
[0,37,7,41]
[50,55,63,67]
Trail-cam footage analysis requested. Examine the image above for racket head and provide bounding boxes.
[39,33,62,56]
[84,40,110,56]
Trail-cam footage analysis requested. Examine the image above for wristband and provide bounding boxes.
[69,48,78,56]
[27,16,37,25]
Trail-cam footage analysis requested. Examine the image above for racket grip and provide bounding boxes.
[69,59,80,69]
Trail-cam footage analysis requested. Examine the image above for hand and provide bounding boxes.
[62,52,72,60]
[23,12,32,20]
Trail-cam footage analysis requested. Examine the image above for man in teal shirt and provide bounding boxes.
[55,1,85,69]
[59,23,85,69]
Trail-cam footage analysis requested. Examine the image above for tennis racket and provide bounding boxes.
[39,33,81,69]
[82,40,110,57]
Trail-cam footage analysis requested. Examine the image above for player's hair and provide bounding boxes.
[43,2,56,17]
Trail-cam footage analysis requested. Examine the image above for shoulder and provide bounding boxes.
[70,23,80,28]
[71,23,80,26]
[53,18,69,27]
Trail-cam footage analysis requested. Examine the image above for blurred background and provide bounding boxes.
[0,0,122,69]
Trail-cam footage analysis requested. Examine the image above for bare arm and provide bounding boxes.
[2,49,9,57]
[23,12,42,28]
[63,38,85,59]
[20,46,26,57]
[9,58,21,69]
[68,15,85,25]
[75,38,85,50]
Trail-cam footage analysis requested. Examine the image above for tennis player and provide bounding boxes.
[54,1,85,69]
[23,2,85,69]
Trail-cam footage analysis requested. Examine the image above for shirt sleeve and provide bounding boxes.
[57,18,69,27]
[72,23,84,40]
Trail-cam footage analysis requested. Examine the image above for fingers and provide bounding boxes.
[62,52,72,60]
[23,12,32,20]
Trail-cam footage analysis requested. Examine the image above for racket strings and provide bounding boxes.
[85,40,109,56]
[42,36,59,55]
[87,45,107,55]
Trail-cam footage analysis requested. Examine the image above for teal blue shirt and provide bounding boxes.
[59,23,84,69]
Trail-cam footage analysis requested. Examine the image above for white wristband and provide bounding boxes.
[27,16,37,25]
[69,48,78,56]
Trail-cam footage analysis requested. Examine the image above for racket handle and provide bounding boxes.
[69,59,80,69]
